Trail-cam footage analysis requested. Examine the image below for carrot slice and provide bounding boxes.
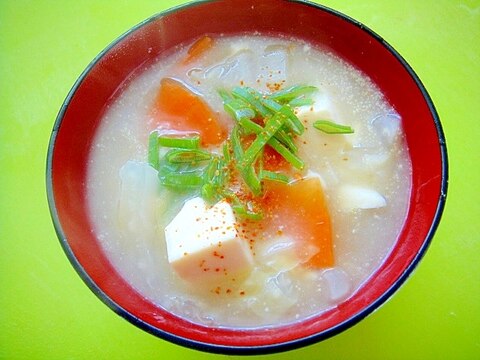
[263,144,289,171]
[260,177,334,268]
[152,78,228,146]
[183,35,214,64]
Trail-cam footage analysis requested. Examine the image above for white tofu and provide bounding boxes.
[337,184,387,211]
[164,197,253,282]
[295,91,335,122]
[295,91,359,147]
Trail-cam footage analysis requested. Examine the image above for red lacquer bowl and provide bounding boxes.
[46,0,447,354]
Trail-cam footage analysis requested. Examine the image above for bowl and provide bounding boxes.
[46,0,447,354]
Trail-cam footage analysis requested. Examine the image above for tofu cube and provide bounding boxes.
[295,91,335,122]
[296,91,359,147]
[164,197,253,282]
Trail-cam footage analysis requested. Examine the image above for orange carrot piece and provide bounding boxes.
[183,35,214,64]
[152,78,228,146]
[261,177,334,268]
[263,144,289,171]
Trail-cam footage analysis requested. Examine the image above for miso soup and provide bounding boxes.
[87,34,412,327]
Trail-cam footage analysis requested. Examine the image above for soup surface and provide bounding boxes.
[87,34,412,327]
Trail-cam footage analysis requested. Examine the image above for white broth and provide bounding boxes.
[87,35,412,327]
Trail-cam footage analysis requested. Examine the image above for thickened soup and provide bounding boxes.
[87,34,412,328]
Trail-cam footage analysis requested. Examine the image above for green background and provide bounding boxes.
[1,0,479,359]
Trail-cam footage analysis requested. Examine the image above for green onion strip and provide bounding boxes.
[231,86,270,117]
[230,125,262,196]
[239,112,287,170]
[268,84,317,103]
[148,131,160,170]
[260,170,290,184]
[288,97,314,107]
[220,93,303,169]
[165,149,211,164]
[159,171,204,189]
[313,120,354,134]
[158,134,200,149]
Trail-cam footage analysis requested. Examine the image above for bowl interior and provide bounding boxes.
[47,0,446,353]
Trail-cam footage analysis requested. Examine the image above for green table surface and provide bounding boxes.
[1,0,479,359]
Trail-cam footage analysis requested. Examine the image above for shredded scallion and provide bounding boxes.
[231,204,263,220]
[239,112,286,170]
[148,131,160,170]
[313,120,354,134]
[260,170,290,184]
[159,171,204,189]
[165,149,212,163]
[224,98,256,121]
[288,97,314,107]
[230,126,244,162]
[222,189,263,220]
[267,137,304,169]
[267,85,318,103]
[231,86,270,117]
[260,97,304,135]
[222,142,231,163]
[158,134,200,149]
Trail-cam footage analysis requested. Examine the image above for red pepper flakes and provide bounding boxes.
[266,79,286,92]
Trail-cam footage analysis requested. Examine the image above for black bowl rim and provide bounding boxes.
[46,0,448,355]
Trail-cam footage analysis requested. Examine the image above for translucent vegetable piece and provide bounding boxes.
[370,112,402,145]
[259,45,289,91]
[203,50,257,87]
[118,161,159,233]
